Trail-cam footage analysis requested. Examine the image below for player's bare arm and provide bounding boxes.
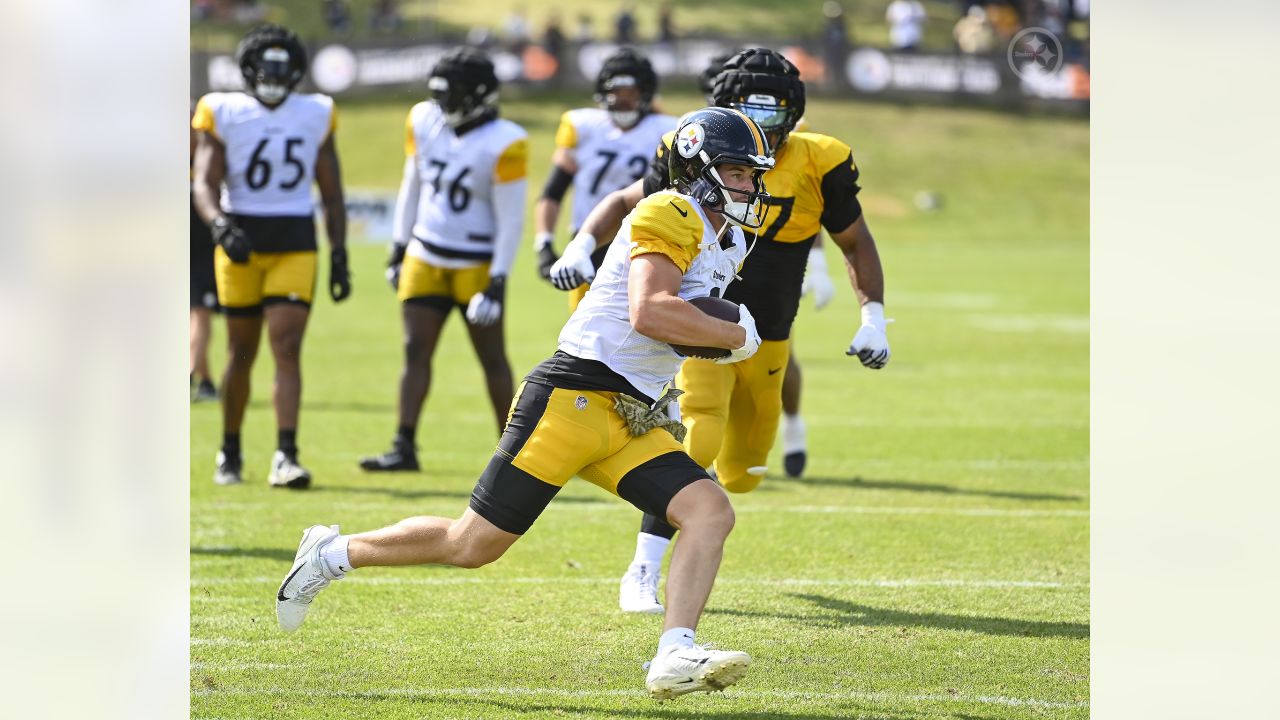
[314,135,347,251]
[314,134,350,302]
[628,253,746,350]
[829,215,884,306]
[830,215,890,368]
[191,131,226,227]
[579,178,644,248]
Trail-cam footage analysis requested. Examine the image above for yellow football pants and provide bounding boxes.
[677,339,790,493]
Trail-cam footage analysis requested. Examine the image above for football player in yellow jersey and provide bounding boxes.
[276,108,773,700]
[192,25,350,489]
[554,48,890,613]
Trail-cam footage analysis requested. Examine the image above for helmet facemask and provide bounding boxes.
[731,93,801,151]
[687,157,773,230]
[597,76,645,129]
[428,74,498,129]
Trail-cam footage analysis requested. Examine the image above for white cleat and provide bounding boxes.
[275,524,343,632]
[645,644,752,700]
[269,450,312,490]
[619,562,664,614]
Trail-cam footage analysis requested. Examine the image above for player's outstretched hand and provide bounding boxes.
[550,232,597,291]
[211,216,252,264]
[329,247,352,302]
[846,301,890,369]
[466,275,506,326]
[717,304,762,365]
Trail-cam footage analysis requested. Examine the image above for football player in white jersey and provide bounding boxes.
[276,108,773,700]
[358,48,528,472]
[533,48,676,311]
[192,25,349,489]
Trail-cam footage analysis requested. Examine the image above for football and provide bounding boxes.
[670,296,740,359]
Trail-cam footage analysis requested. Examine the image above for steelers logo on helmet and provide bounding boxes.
[236,24,308,106]
[676,122,706,159]
[667,107,775,230]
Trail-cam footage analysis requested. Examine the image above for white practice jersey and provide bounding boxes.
[555,109,677,232]
[558,190,747,401]
[403,102,528,268]
[192,92,336,216]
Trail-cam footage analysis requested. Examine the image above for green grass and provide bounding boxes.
[191,92,1089,718]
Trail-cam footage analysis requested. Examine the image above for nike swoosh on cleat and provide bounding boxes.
[277,564,306,602]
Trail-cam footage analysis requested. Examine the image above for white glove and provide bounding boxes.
[716,303,762,365]
[801,246,835,310]
[847,301,891,369]
[465,276,505,327]
[549,231,597,291]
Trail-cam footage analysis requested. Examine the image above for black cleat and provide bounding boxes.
[193,379,218,403]
[784,450,806,478]
[359,440,420,472]
[214,450,243,485]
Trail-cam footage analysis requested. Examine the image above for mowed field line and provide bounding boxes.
[191,575,1086,589]
[193,503,1088,517]
[189,685,1089,710]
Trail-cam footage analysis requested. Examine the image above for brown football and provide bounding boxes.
[670,296,740,359]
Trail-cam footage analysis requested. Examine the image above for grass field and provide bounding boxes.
[190,91,1089,718]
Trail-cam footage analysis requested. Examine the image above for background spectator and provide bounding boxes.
[323,0,352,36]
[886,0,927,51]
[615,3,636,44]
[504,6,531,52]
[575,13,594,42]
[953,5,997,54]
[370,0,402,34]
[657,2,676,43]
[822,1,850,85]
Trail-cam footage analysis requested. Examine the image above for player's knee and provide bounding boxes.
[697,495,735,539]
[477,350,511,378]
[683,420,724,469]
[452,540,506,569]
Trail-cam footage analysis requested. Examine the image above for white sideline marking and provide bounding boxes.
[967,314,1089,334]
[188,685,1088,709]
[194,504,1087,518]
[191,662,289,670]
[191,637,252,647]
[192,575,1086,589]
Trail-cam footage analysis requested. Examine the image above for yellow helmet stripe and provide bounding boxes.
[727,107,767,157]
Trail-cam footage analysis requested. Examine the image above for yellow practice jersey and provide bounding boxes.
[640,129,864,339]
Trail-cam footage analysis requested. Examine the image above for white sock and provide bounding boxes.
[658,626,696,653]
[632,532,671,566]
[320,535,352,576]
[783,413,806,454]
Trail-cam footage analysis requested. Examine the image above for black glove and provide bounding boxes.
[210,215,251,264]
[386,243,406,291]
[465,274,506,326]
[536,244,559,280]
[330,247,351,302]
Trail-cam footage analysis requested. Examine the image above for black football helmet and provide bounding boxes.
[668,107,775,230]
[236,25,308,106]
[593,47,657,129]
[697,50,739,104]
[710,48,806,149]
[428,47,500,129]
